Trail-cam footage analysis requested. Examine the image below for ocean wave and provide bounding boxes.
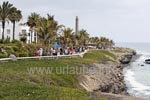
[125,69,150,97]
[136,55,149,62]
[136,50,150,56]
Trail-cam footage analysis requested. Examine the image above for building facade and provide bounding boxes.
[19,25,38,43]
[0,23,38,43]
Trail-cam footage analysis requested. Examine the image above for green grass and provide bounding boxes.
[0,50,112,100]
[61,50,116,64]
[0,59,78,88]
[0,82,89,100]
[83,50,116,62]
[113,49,125,53]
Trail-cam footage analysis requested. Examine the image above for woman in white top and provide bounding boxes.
[39,48,43,56]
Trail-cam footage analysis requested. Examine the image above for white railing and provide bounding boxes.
[0,50,88,61]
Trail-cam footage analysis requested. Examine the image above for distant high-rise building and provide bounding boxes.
[75,16,79,34]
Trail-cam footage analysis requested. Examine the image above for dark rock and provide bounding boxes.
[145,59,150,64]
[119,54,133,64]
[132,50,137,55]
[145,59,150,61]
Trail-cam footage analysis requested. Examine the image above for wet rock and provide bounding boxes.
[132,50,137,55]
[145,59,150,64]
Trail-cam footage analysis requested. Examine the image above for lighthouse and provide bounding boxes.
[75,16,79,34]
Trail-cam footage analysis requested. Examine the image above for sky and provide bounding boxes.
[0,0,150,43]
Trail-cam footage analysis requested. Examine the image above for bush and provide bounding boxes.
[0,38,10,44]
[19,52,29,57]
[27,44,37,50]
[0,39,4,43]
[13,52,19,57]
[25,44,37,56]
[42,50,47,56]
[4,37,11,44]
[4,46,14,54]
[14,42,22,48]
[0,53,7,58]
[20,37,27,43]
[12,46,20,52]
[12,39,20,44]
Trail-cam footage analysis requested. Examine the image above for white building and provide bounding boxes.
[0,23,15,40]
[19,25,38,43]
[0,23,38,43]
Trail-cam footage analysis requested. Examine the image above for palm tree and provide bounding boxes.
[0,1,13,39]
[36,15,61,46]
[61,28,73,48]
[27,12,40,42]
[99,37,115,49]
[99,37,107,48]
[78,29,89,46]
[89,36,99,46]
[110,40,115,46]
[9,7,22,40]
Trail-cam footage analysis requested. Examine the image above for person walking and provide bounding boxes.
[39,47,43,56]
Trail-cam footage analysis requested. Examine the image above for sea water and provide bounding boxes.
[117,43,150,98]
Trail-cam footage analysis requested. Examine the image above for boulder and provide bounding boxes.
[132,50,137,55]
[119,54,133,64]
[141,64,144,66]
[145,59,150,64]
[9,54,17,61]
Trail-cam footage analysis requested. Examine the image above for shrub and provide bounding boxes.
[42,49,47,56]
[12,39,20,44]
[12,46,20,52]
[4,46,14,54]
[29,44,37,50]
[0,53,7,58]
[13,52,19,57]
[19,52,29,57]
[25,44,37,56]
[0,44,4,47]
[0,38,11,44]
[0,39,4,43]
[20,37,27,43]
[4,37,11,44]
[14,42,22,48]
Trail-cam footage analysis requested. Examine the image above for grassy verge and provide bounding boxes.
[0,50,114,100]
[0,81,90,100]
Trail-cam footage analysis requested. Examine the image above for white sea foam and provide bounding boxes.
[136,55,148,62]
[125,70,150,91]
[119,43,150,98]
[136,49,150,56]
[125,64,150,98]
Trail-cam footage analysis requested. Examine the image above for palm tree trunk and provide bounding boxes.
[2,21,5,39]
[12,21,15,40]
[31,30,33,43]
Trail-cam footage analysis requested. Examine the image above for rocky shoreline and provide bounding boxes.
[79,61,127,94]
[79,48,148,100]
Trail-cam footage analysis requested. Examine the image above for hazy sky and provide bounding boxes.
[1,0,150,42]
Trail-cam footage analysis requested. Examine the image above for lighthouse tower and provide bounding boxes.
[75,16,79,34]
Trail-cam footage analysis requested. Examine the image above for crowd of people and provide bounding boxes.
[35,47,86,56]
